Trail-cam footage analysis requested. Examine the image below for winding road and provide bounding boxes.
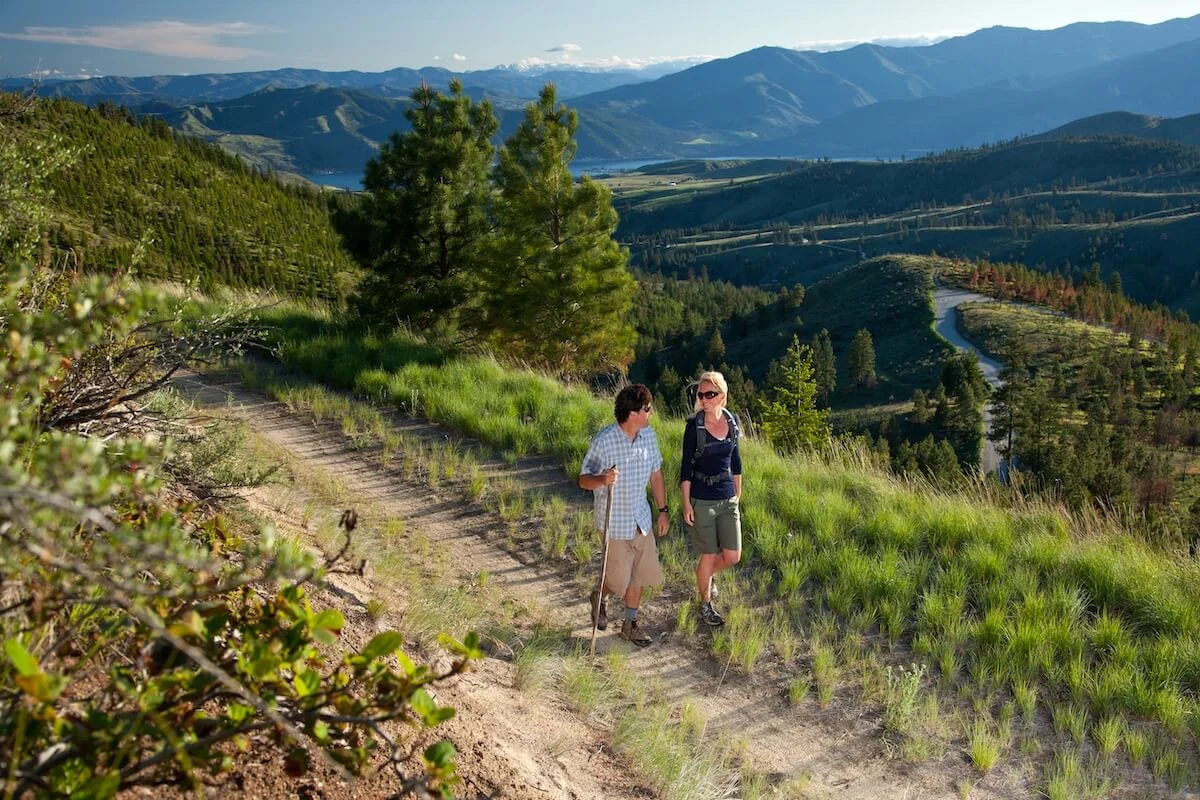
[932,286,1005,474]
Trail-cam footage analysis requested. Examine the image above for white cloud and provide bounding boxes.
[27,66,105,80]
[509,53,714,72]
[452,53,466,61]
[546,43,582,53]
[793,31,964,52]
[432,55,442,61]
[0,20,278,61]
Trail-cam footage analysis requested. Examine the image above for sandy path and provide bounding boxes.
[174,371,1030,800]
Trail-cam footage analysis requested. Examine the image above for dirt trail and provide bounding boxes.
[175,371,1029,800]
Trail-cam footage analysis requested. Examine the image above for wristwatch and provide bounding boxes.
[658,506,669,514]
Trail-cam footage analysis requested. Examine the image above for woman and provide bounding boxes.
[680,371,742,627]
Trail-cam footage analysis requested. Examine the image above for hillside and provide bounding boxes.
[18,97,359,300]
[1034,110,1200,148]
[159,85,414,173]
[741,255,952,402]
[856,16,1200,95]
[570,15,1200,158]
[615,138,1200,314]
[617,138,1200,231]
[574,46,860,143]
[635,158,807,178]
[15,73,1200,797]
[637,255,954,418]
[758,37,1200,158]
[147,83,694,172]
[249,300,1200,797]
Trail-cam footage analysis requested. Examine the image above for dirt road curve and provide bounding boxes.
[174,371,1025,800]
[932,286,1005,474]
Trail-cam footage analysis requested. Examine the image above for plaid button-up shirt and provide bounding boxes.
[581,422,663,540]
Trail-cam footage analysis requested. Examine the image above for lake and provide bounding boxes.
[300,156,749,190]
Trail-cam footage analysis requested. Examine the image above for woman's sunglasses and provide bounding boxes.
[697,390,721,400]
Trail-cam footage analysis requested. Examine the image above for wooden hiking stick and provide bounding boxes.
[589,470,616,657]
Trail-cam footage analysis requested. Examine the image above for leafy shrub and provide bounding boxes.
[0,259,480,796]
[0,99,478,797]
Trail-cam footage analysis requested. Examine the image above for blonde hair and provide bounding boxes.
[692,371,729,414]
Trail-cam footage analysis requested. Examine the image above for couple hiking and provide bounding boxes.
[579,372,742,647]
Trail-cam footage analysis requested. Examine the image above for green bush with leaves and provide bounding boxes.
[0,96,476,798]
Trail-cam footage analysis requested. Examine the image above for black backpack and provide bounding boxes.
[691,409,739,485]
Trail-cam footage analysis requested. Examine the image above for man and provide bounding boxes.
[579,384,670,647]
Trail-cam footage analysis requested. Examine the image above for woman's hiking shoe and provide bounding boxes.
[590,589,607,631]
[701,601,725,627]
[619,619,652,647]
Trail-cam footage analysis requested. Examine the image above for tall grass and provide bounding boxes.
[238,305,1200,791]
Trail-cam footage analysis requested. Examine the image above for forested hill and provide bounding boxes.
[1033,111,1200,148]
[616,137,1200,233]
[16,97,359,300]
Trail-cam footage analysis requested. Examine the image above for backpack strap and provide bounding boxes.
[692,411,707,465]
[691,409,737,486]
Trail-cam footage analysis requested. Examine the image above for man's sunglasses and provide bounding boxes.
[697,391,721,400]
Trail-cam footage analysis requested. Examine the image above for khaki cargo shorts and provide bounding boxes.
[602,533,662,596]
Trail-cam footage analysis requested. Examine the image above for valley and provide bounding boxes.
[9,8,1200,798]
[11,15,1200,173]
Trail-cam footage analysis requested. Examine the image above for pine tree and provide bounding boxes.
[483,83,636,375]
[811,328,836,405]
[758,336,831,454]
[357,80,497,326]
[848,328,877,389]
[911,388,930,423]
[657,365,684,414]
[932,383,951,429]
[922,437,962,483]
[707,327,726,367]
[1014,378,1060,475]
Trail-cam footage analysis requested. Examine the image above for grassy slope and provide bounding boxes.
[230,298,1200,795]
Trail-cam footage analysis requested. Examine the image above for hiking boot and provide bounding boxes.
[709,575,719,601]
[700,602,725,627]
[589,589,607,631]
[619,619,652,647]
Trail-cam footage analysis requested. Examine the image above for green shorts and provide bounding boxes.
[689,496,742,555]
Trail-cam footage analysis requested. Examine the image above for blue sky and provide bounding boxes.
[2,0,1198,78]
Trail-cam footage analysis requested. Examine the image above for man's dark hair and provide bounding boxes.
[614,384,652,424]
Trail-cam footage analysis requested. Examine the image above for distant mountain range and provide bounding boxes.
[0,64,657,105]
[573,16,1200,142]
[755,36,1200,157]
[144,84,689,173]
[9,14,1200,172]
